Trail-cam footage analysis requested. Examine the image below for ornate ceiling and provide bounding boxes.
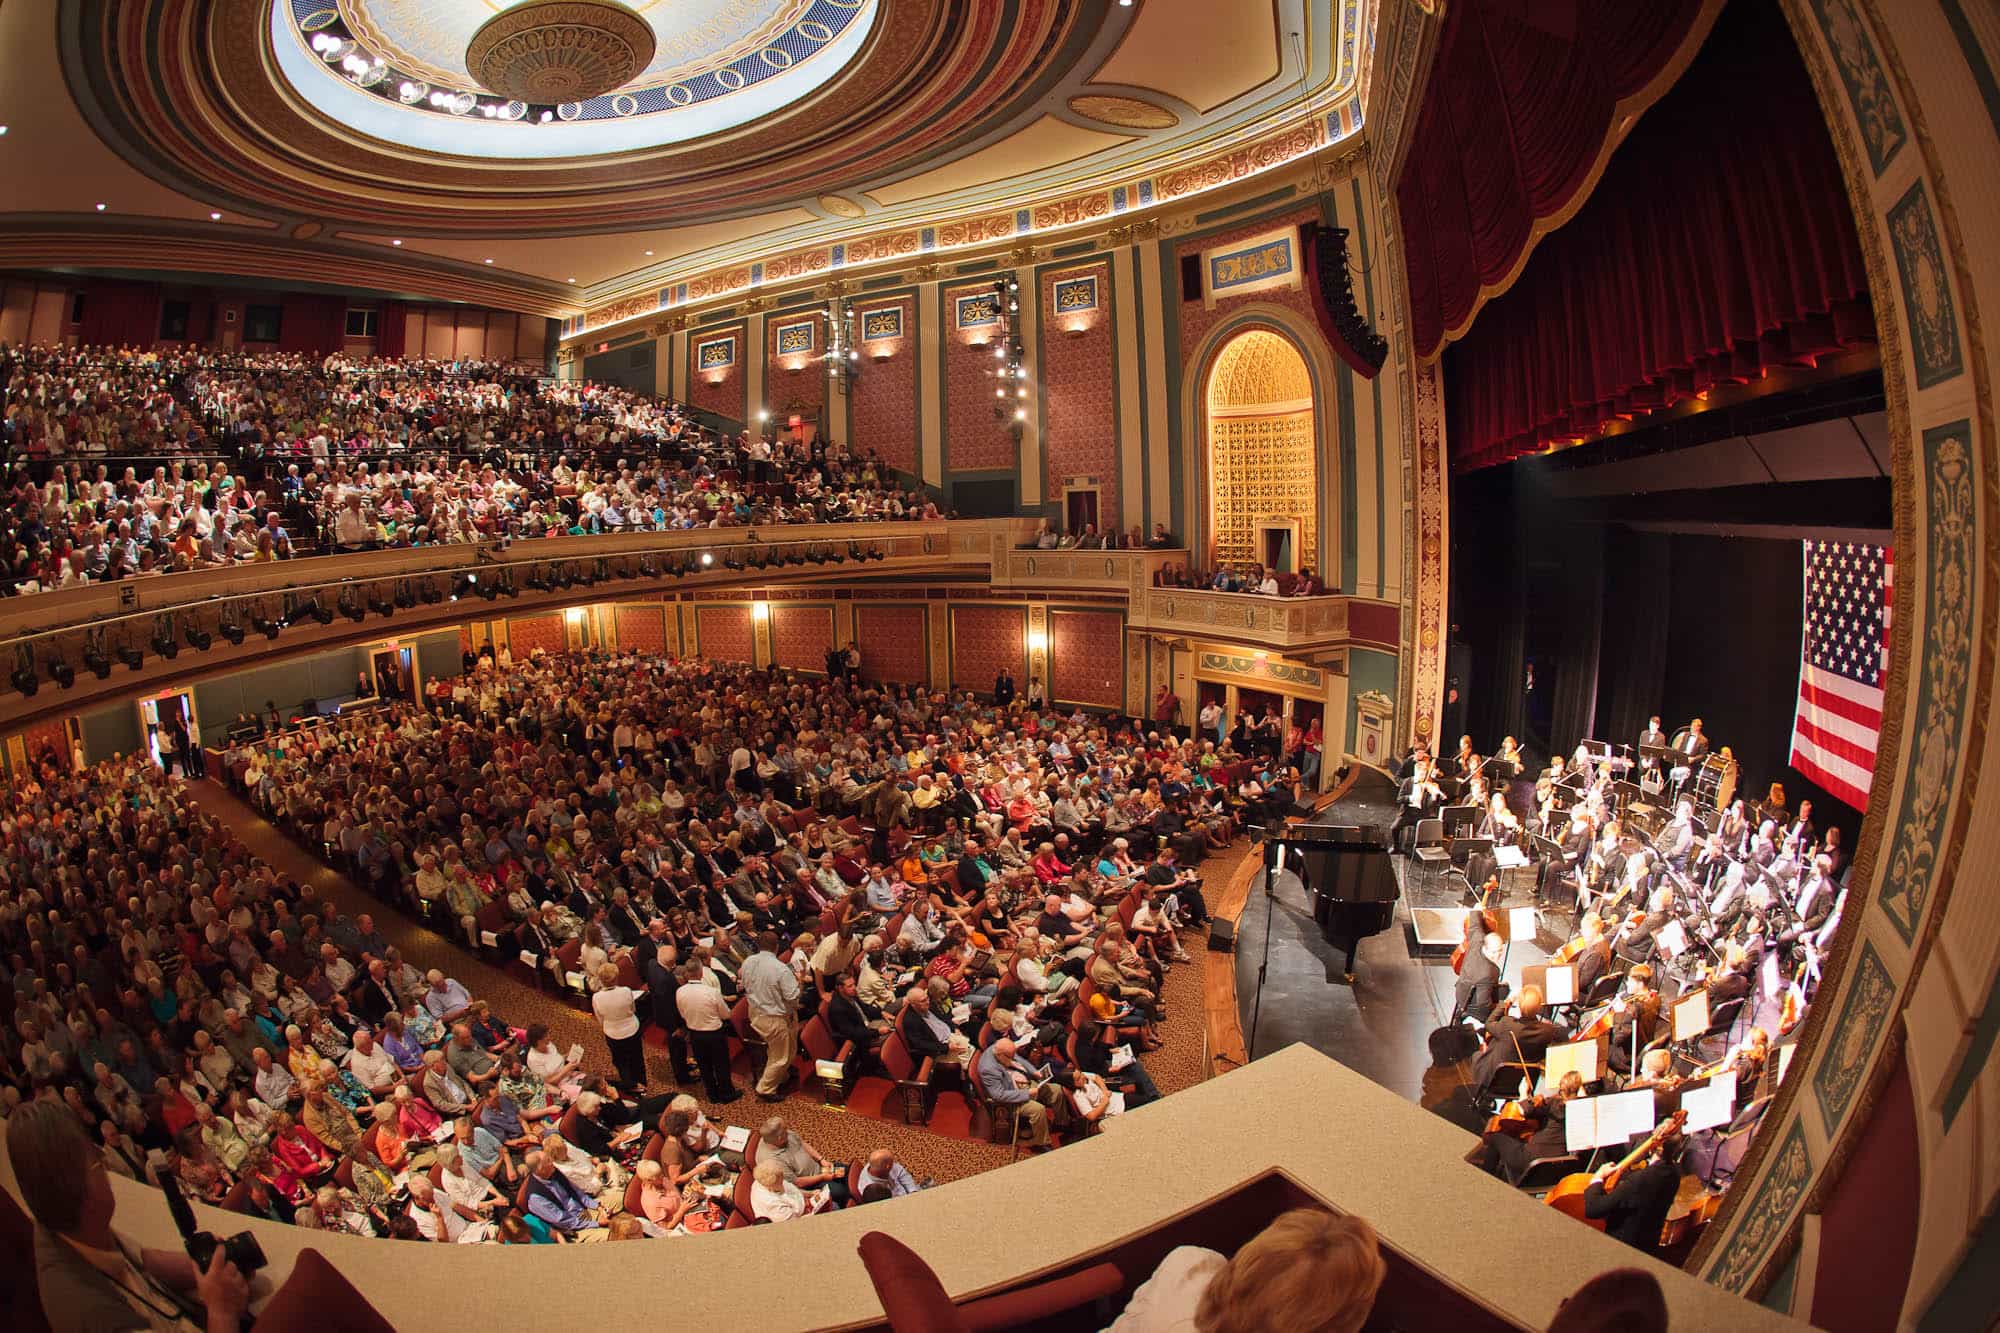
[0,0,1373,320]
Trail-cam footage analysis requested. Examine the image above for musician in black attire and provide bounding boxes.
[1582,1130,1686,1252]
[1472,987,1570,1099]
[1467,1071,1586,1181]
[1389,757,1445,856]
[1453,914,1503,1021]
[1539,813,1592,905]
[1604,965,1662,1078]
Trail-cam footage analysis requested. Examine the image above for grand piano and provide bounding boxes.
[1278,766,1401,980]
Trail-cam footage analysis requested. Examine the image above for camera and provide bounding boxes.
[160,1175,268,1279]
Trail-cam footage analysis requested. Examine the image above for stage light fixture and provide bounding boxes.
[700,552,714,567]
[480,579,499,601]
[369,591,394,618]
[11,664,36,696]
[184,624,212,651]
[84,645,111,679]
[394,584,416,610]
[251,613,279,640]
[49,659,75,689]
[152,626,178,660]
[420,581,443,605]
[220,620,245,647]
[118,645,145,671]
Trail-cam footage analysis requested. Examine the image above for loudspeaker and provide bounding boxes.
[1303,223,1389,378]
[1206,919,1236,953]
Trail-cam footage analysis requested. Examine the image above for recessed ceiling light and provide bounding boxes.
[644,250,654,256]
[484,258,494,264]
[567,277,576,283]
[391,239,402,246]
[0,126,10,135]
[209,211,222,221]
[95,203,106,211]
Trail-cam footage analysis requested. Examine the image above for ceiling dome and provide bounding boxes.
[464,2,657,104]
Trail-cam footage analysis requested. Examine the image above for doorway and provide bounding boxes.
[371,646,414,702]
[1204,329,1319,571]
[138,688,202,777]
[1064,486,1100,536]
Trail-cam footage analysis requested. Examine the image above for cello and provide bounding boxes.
[1543,1108,1689,1229]
[1451,877,1502,975]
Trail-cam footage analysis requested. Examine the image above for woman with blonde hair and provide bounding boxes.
[1108,1209,1384,1333]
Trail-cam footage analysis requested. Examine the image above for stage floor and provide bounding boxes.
[1230,853,1563,1109]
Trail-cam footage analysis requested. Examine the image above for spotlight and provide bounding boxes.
[700,552,714,567]
[419,581,443,605]
[868,546,885,561]
[313,600,335,626]
[11,664,36,697]
[480,580,498,601]
[394,585,416,610]
[500,578,519,599]
[220,620,245,647]
[118,645,146,671]
[49,659,75,690]
[152,626,178,660]
[368,591,394,617]
[84,646,111,679]
[251,613,279,640]
[452,576,475,600]
[184,624,212,651]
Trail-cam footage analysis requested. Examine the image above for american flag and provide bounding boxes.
[1790,540,1892,811]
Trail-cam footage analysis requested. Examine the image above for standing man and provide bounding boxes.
[1152,683,1181,740]
[993,668,1017,707]
[739,932,799,1102]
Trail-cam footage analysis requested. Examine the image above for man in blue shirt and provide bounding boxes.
[853,1148,921,1202]
[521,1151,598,1235]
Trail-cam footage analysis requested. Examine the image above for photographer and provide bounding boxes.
[10,1100,250,1333]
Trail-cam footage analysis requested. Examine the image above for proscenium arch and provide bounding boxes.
[1179,303,1352,591]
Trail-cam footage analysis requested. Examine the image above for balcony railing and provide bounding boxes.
[1127,585,1356,652]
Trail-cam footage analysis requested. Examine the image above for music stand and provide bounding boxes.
[1639,744,1679,771]
[1441,804,1481,836]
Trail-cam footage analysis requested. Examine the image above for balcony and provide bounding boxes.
[1127,586,1398,657]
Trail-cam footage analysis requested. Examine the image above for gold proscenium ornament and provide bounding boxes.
[465,1,657,104]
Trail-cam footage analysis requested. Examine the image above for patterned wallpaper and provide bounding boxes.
[507,614,566,659]
[1176,209,1325,358]
[695,605,755,664]
[943,280,1019,473]
[18,717,69,769]
[854,604,928,684]
[614,604,668,655]
[848,294,918,475]
[770,604,834,672]
[1050,609,1125,709]
[1038,261,1120,528]
[687,322,747,425]
[950,604,1027,693]
[765,311,828,438]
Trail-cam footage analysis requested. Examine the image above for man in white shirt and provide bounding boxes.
[739,932,799,1101]
[345,1030,398,1099]
[250,1048,297,1108]
[675,963,737,1103]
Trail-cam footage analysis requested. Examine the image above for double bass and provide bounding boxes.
[1543,1108,1689,1229]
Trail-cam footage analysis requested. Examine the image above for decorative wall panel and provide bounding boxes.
[507,614,566,659]
[688,323,747,424]
[1039,261,1120,527]
[613,604,668,655]
[695,605,755,664]
[854,604,928,684]
[770,605,835,672]
[944,281,1018,474]
[848,295,919,475]
[1050,609,1125,709]
[1208,410,1317,568]
[766,311,828,435]
[949,604,1028,693]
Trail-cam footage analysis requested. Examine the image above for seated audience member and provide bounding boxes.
[749,1157,815,1222]
[1109,1209,1385,1333]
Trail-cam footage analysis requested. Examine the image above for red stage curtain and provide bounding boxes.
[78,280,161,349]
[1398,0,1707,360]
[377,301,408,358]
[279,293,348,357]
[1441,0,1872,472]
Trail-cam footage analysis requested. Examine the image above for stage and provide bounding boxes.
[1229,765,1565,1110]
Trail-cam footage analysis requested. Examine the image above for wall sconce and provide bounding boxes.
[1063,320,1091,338]
[969,338,990,348]
[871,348,894,361]
[705,371,726,384]
[1026,629,1048,654]
[564,608,586,627]
[752,600,770,622]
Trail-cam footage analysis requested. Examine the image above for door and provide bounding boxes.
[1065,487,1099,535]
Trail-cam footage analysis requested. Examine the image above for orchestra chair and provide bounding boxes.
[797,1015,855,1104]
[856,1229,1123,1333]
[621,1172,648,1219]
[1580,971,1625,1010]
[1692,996,1748,1062]
[1510,1153,1582,1193]
[1689,1095,1775,1187]
[1412,819,1451,888]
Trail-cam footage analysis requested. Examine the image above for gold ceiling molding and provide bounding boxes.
[1207,329,1314,411]
[817,195,868,219]
[465,1,658,103]
[1067,94,1180,129]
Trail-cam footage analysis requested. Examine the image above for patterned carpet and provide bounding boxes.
[188,778,1239,1185]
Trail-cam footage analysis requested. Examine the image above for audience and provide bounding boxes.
[1107,1208,1384,1333]
[0,343,943,595]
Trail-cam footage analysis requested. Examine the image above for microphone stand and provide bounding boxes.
[1244,818,1289,1061]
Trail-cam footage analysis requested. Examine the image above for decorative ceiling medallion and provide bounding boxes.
[817,194,866,219]
[465,1,656,104]
[1066,94,1179,130]
[290,220,324,239]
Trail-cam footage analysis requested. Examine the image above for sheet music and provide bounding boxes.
[1672,989,1711,1042]
[1495,845,1528,868]
[1563,1091,1656,1153]
[1508,907,1538,941]
[1680,1081,1735,1133]
[1543,963,1576,1007]
[1544,1037,1597,1086]
[1657,920,1689,960]
[1775,1043,1798,1085]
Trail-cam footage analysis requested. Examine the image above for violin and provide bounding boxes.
[1544,1108,1689,1228]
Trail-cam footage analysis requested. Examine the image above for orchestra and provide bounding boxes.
[1422,712,1843,1256]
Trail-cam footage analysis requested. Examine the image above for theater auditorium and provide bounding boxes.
[0,0,1995,1329]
